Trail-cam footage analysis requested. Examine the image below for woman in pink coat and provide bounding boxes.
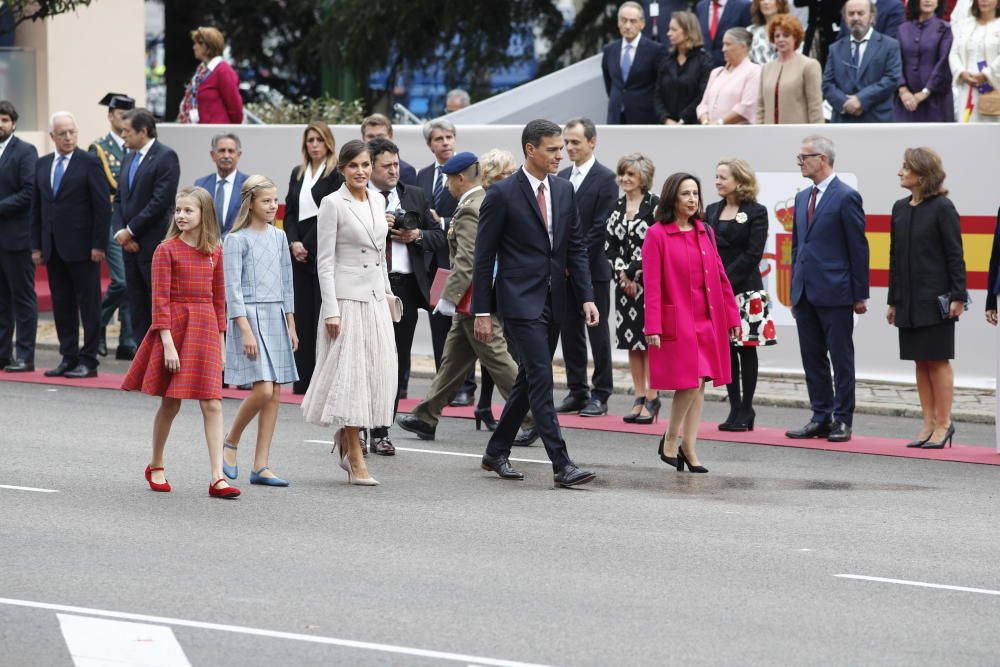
[642,173,741,473]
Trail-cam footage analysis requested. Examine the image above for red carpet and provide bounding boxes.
[3,370,997,466]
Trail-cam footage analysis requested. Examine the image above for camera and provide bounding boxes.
[392,209,420,231]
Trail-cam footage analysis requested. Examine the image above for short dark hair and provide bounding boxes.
[905,0,943,18]
[0,100,18,122]
[368,137,400,162]
[124,108,157,139]
[521,119,562,156]
[337,139,370,170]
[654,172,704,224]
[564,117,597,142]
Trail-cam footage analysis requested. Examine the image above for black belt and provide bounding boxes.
[389,272,415,282]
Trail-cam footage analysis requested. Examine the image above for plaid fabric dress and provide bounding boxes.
[122,239,226,399]
[223,226,299,386]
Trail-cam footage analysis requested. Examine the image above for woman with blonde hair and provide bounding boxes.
[284,120,343,394]
[220,176,299,486]
[705,158,774,431]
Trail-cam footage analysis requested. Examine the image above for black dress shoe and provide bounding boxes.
[44,361,75,377]
[556,394,589,414]
[827,422,852,442]
[513,427,539,446]
[64,364,97,379]
[579,398,608,418]
[449,390,474,407]
[97,328,108,357]
[372,436,396,456]
[5,359,34,372]
[396,414,436,440]
[785,420,832,439]
[0,357,9,369]
[115,345,136,361]
[554,464,596,487]
[481,453,524,480]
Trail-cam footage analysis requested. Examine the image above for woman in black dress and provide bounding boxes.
[605,153,660,423]
[887,147,966,449]
[654,11,715,125]
[705,158,774,431]
[283,120,344,394]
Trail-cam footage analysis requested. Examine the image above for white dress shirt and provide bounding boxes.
[621,34,641,70]
[0,137,8,161]
[811,172,837,208]
[50,150,74,190]
[110,132,125,152]
[522,166,554,248]
[369,183,412,274]
[298,163,324,221]
[570,155,595,191]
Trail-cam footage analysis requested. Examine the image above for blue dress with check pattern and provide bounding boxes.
[223,225,299,386]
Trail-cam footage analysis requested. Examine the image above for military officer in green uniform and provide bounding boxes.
[90,93,136,359]
[397,152,534,440]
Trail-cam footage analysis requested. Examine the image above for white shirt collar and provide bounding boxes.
[457,185,484,205]
[110,133,125,150]
[574,155,596,180]
[622,34,641,50]
[136,137,155,156]
[216,171,233,184]
[56,150,73,160]
[0,137,10,152]
[814,172,837,193]
[522,166,549,193]
[852,27,874,43]
[206,56,224,72]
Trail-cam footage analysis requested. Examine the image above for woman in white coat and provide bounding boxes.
[301,140,398,485]
[950,0,1000,122]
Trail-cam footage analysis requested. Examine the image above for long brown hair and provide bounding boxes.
[903,147,948,199]
[165,186,220,254]
[298,120,337,181]
[654,172,704,224]
[229,175,278,234]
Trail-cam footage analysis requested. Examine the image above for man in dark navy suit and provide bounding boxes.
[786,135,869,443]
[696,0,752,66]
[472,119,599,487]
[31,112,110,378]
[556,117,618,418]
[193,133,248,237]
[0,100,39,372]
[602,2,668,124]
[112,108,180,344]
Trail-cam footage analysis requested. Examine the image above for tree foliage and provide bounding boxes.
[2,0,94,28]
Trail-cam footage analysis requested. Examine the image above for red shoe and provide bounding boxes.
[209,478,241,499]
[144,465,171,492]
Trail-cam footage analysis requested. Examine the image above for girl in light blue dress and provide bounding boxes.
[222,175,299,486]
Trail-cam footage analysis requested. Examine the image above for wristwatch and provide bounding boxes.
[920,87,930,97]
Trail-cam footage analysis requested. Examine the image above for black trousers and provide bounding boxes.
[291,262,320,395]
[560,279,613,402]
[0,249,37,364]
[47,250,102,369]
[124,251,153,345]
[390,272,425,403]
[486,298,571,471]
[794,294,856,426]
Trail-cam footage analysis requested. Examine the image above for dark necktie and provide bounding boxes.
[806,186,818,225]
[381,190,393,271]
[431,167,444,209]
[215,178,227,230]
[53,155,66,196]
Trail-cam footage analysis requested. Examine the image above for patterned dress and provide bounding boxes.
[605,193,659,351]
[122,238,226,399]
[223,225,299,386]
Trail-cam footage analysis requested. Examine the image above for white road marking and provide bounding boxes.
[0,598,559,667]
[0,484,58,493]
[834,574,1000,596]
[58,613,192,667]
[304,440,551,465]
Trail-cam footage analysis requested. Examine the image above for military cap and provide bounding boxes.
[98,93,136,111]
[441,151,478,175]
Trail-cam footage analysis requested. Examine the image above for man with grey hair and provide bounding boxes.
[31,111,110,378]
[194,132,247,236]
[444,88,471,113]
[602,1,667,123]
[822,0,902,122]
[786,135,869,443]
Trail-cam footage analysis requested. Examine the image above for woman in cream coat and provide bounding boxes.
[756,15,823,124]
[950,0,1000,122]
[302,140,397,486]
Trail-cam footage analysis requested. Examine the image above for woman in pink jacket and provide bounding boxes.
[643,173,741,473]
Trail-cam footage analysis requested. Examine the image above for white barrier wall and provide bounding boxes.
[159,123,999,388]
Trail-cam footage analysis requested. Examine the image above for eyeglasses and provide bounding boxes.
[52,130,77,138]
[796,153,822,163]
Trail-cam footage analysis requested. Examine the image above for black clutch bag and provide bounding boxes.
[937,294,970,320]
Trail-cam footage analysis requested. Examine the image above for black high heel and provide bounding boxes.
[720,408,755,432]
[622,398,645,424]
[677,443,708,473]
[657,435,678,466]
[905,432,932,448]
[635,397,661,425]
[474,407,498,432]
[921,423,955,449]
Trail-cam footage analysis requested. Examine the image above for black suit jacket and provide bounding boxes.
[283,164,344,272]
[988,206,1000,311]
[388,181,446,303]
[641,0,696,42]
[472,170,593,323]
[111,140,180,262]
[558,161,618,283]
[704,200,768,293]
[32,149,111,263]
[416,162,457,271]
[0,135,39,251]
[696,0,753,67]
[602,37,667,124]
[399,159,418,187]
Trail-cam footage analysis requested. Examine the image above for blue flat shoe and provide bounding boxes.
[223,442,238,480]
[250,467,289,487]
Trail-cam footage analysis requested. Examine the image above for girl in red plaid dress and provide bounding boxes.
[122,186,240,499]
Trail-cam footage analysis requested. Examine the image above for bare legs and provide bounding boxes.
[341,426,375,481]
[628,350,658,418]
[149,398,181,485]
[662,380,707,466]
[148,396,232,488]
[914,360,954,442]
[224,381,282,477]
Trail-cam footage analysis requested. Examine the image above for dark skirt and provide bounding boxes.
[898,320,955,361]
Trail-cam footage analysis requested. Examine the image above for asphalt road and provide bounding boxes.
[2,349,999,666]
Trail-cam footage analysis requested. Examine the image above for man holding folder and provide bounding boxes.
[397,152,533,440]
